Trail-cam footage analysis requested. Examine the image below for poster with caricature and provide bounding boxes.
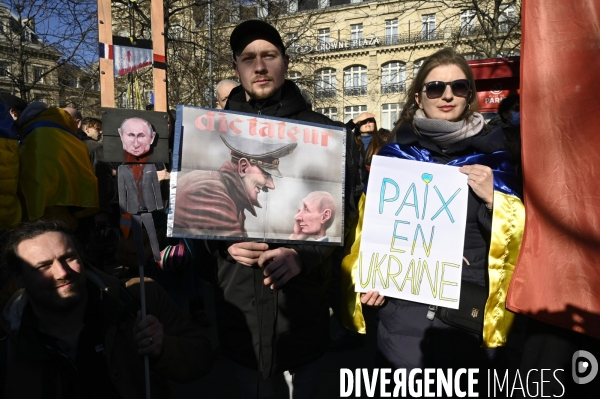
[167,106,345,245]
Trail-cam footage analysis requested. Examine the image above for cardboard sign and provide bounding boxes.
[356,156,469,308]
[167,106,345,245]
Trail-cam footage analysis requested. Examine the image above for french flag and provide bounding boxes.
[98,42,113,60]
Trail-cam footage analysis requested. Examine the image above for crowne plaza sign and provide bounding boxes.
[289,36,382,55]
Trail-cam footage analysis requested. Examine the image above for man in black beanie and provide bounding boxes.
[197,19,342,398]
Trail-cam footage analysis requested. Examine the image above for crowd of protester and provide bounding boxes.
[0,17,598,399]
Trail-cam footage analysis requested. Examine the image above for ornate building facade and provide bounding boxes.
[274,0,521,128]
[102,0,521,122]
[0,3,99,115]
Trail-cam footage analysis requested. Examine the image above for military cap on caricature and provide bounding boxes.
[220,135,297,178]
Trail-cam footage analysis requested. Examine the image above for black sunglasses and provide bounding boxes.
[422,79,470,99]
[357,118,375,126]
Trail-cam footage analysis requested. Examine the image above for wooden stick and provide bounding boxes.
[138,263,151,399]
[97,0,114,108]
[151,0,167,112]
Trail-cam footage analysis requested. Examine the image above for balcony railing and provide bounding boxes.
[294,24,520,58]
[381,82,405,94]
[421,29,438,41]
[315,88,337,98]
[344,85,367,97]
[385,34,399,45]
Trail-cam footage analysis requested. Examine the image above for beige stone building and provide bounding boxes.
[101,0,520,121]
[268,0,521,128]
[0,3,100,115]
[0,3,61,104]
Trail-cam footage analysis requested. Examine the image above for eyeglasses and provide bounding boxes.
[422,79,470,99]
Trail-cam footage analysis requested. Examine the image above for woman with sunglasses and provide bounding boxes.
[347,48,524,380]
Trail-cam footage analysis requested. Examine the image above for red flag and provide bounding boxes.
[506,0,600,339]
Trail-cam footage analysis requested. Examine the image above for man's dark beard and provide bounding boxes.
[29,279,85,312]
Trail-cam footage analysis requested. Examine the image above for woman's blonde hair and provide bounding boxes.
[395,48,479,128]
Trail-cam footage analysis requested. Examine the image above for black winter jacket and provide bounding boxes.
[199,80,342,377]
[377,122,507,369]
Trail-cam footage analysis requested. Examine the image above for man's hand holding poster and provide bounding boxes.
[167,106,345,245]
[357,156,469,309]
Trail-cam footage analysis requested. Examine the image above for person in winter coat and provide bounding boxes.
[0,99,21,230]
[345,112,383,195]
[17,103,99,230]
[0,220,213,398]
[496,94,522,176]
[342,48,524,391]
[194,19,343,398]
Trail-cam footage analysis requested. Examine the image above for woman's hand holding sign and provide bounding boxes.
[361,291,386,307]
[459,164,494,208]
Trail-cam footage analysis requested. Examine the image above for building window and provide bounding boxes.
[381,103,402,130]
[316,68,336,98]
[146,90,154,105]
[460,10,476,35]
[317,107,338,121]
[350,0,363,4]
[121,92,130,109]
[350,23,363,41]
[287,0,298,13]
[497,49,520,58]
[33,67,44,83]
[381,62,406,94]
[0,62,9,77]
[385,19,399,45]
[344,65,367,97]
[345,105,367,122]
[413,59,424,79]
[169,23,185,40]
[463,53,483,61]
[318,0,329,9]
[318,28,330,45]
[421,14,436,41]
[289,71,302,89]
[286,32,298,47]
[257,1,268,18]
[229,5,241,22]
[499,5,516,32]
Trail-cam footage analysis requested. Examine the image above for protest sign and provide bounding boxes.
[357,156,469,308]
[167,106,345,245]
